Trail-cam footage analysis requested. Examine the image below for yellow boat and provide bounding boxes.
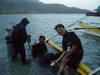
[45,36,92,75]
[77,22,100,37]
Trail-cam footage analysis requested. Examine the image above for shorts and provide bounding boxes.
[66,52,83,69]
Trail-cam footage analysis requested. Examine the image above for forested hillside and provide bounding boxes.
[0,0,90,14]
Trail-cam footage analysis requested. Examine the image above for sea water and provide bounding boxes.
[0,14,100,75]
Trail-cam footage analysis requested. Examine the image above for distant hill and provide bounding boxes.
[0,0,90,14]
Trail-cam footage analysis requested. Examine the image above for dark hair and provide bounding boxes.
[20,18,30,25]
[39,35,45,40]
[54,23,65,30]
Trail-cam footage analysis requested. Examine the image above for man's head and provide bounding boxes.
[54,23,66,36]
[39,36,45,44]
[20,18,30,25]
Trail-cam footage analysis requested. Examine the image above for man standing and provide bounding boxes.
[12,18,31,65]
[53,23,84,75]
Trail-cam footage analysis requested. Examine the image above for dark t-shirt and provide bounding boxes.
[62,31,83,52]
[32,43,47,58]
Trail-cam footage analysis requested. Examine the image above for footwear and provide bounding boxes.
[22,61,30,65]
[12,55,18,61]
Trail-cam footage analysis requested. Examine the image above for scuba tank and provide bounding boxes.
[5,22,15,57]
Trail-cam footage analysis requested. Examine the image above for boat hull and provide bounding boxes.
[86,5,100,16]
[86,12,100,16]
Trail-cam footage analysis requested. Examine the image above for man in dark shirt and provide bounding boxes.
[32,35,54,64]
[32,36,47,59]
[53,23,84,75]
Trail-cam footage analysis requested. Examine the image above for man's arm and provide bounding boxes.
[55,51,66,63]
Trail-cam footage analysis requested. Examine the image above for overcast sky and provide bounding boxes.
[39,0,100,11]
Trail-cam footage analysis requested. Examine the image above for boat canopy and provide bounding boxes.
[93,5,100,11]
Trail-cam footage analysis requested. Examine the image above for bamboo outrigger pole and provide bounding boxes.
[46,16,88,41]
[73,27,100,30]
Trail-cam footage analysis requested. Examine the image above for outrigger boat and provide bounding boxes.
[78,5,100,37]
[86,12,100,16]
[77,22,100,37]
[45,36,93,75]
[86,5,100,16]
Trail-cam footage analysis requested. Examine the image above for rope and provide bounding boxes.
[67,16,87,28]
[27,37,32,51]
[88,67,100,75]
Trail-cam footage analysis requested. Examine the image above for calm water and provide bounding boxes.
[0,14,100,75]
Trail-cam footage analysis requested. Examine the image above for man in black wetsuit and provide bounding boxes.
[12,18,31,65]
[32,36,47,59]
[53,24,84,75]
[32,35,54,64]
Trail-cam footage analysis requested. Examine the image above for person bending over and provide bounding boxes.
[12,18,31,65]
